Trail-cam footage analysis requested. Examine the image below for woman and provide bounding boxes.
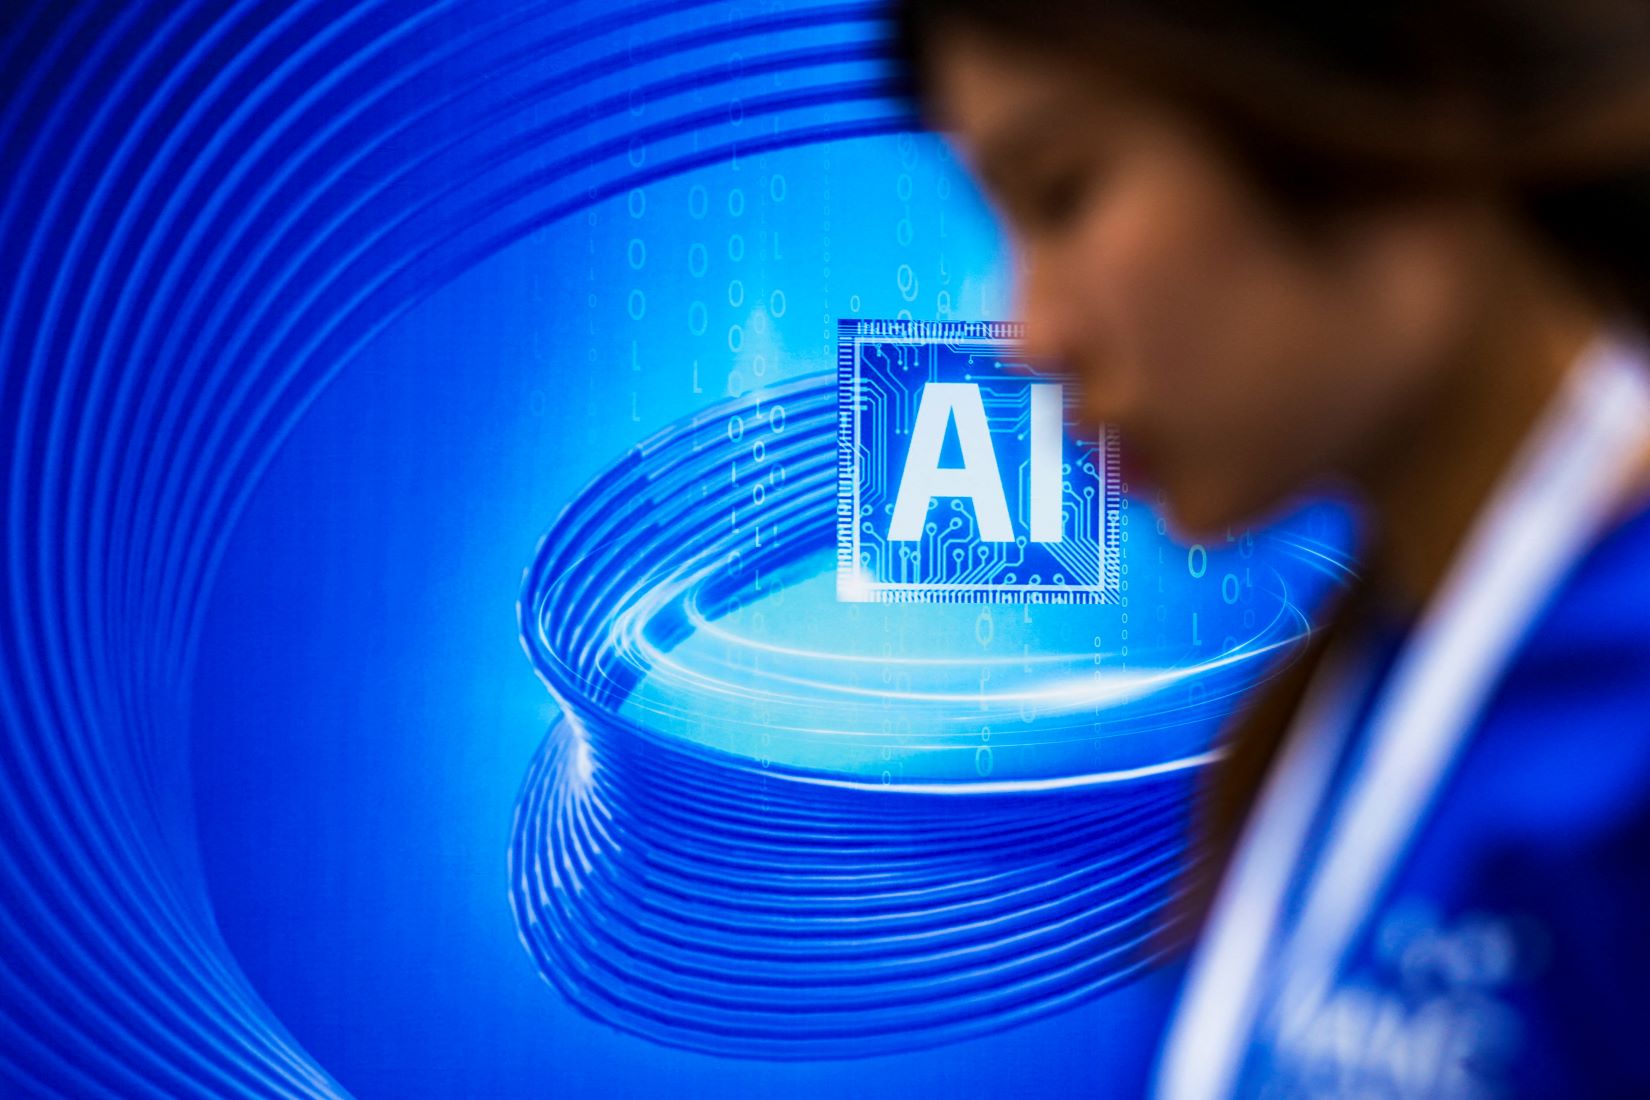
[894,2,1650,1097]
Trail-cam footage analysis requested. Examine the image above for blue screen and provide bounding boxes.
[1,2,1356,1096]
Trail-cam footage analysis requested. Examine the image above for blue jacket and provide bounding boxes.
[1233,497,1650,1097]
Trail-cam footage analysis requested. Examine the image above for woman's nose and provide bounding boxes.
[1013,248,1074,377]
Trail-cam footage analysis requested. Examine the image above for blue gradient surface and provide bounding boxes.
[0,2,1353,1095]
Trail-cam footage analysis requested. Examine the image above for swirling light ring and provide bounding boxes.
[510,372,1347,1057]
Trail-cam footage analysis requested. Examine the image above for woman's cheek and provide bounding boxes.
[1070,239,1176,415]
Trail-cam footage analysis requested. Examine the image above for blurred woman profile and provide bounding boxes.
[894,2,1650,1097]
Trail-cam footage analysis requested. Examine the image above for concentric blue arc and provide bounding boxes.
[1,2,912,1094]
[511,717,1195,1059]
[510,373,1353,1057]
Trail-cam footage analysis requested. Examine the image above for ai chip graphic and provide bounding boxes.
[837,319,1121,603]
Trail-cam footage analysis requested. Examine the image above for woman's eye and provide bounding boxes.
[1025,169,1091,229]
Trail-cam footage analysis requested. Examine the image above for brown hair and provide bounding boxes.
[893,0,1650,325]
[892,0,1650,944]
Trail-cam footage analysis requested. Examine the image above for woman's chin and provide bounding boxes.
[1153,479,1295,546]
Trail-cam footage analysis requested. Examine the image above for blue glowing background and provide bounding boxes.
[1,2,1352,1095]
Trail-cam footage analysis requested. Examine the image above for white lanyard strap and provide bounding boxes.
[1153,639,1373,1100]
[1155,331,1650,1100]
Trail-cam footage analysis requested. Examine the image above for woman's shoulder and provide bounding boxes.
[1489,490,1650,692]
[1443,494,1650,839]
[1374,501,1650,1094]
[1528,489,1650,657]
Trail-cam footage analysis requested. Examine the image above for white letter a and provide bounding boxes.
[888,382,1013,542]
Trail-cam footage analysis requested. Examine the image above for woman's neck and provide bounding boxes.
[1357,276,1611,616]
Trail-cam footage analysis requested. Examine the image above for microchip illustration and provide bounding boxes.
[837,319,1121,603]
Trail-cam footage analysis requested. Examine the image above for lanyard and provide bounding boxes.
[1154,330,1650,1100]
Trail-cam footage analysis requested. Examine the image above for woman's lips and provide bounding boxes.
[1117,449,1150,490]
[1111,427,1154,490]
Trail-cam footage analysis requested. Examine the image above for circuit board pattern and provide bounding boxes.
[838,319,1121,603]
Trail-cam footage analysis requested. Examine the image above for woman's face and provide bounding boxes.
[928,29,1489,539]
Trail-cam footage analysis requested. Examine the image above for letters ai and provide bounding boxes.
[888,382,1065,544]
